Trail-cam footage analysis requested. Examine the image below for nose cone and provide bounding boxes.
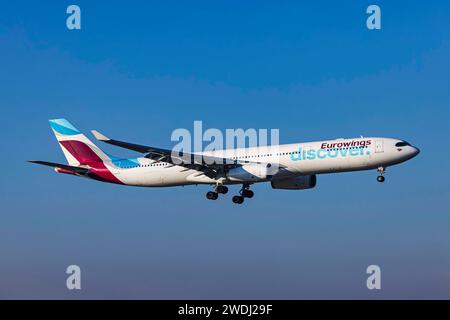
[409,146,420,159]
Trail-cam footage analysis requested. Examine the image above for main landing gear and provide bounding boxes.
[205,185,229,200]
[206,191,218,200]
[206,184,254,204]
[232,184,254,205]
[377,166,386,183]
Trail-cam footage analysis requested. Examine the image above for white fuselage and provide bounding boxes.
[101,137,420,187]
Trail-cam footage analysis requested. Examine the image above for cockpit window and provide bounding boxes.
[395,141,410,147]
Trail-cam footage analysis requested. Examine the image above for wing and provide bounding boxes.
[91,130,241,178]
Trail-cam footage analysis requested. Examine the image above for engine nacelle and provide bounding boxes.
[227,163,272,182]
[271,175,317,190]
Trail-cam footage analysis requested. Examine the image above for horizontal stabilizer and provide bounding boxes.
[28,160,89,174]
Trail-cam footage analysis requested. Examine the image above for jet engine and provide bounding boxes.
[271,175,317,190]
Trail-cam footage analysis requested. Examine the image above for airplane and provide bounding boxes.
[29,119,420,204]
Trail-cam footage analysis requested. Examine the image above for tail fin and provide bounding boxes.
[49,119,111,166]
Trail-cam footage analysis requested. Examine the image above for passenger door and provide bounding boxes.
[375,140,384,153]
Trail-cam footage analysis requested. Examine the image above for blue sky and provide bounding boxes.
[1,1,450,299]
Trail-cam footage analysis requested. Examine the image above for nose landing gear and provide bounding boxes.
[377,167,385,182]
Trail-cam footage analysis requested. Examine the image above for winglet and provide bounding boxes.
[91,130,110,141]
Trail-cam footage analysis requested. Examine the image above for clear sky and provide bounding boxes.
[1,1,449,299]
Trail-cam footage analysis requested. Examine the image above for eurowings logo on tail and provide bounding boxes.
[48,119,123,184]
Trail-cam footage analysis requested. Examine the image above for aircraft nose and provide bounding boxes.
[412,146,420,157]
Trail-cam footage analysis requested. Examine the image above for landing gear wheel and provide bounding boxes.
[232,195,244,204]
[216,185,228,194]
[376,167,386,183]
[241,189,254,198]
[206,191,218,200]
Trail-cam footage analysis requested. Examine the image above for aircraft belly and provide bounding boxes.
[118,167,181,186]
[118,168,163,186]
[186,173,216,184]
